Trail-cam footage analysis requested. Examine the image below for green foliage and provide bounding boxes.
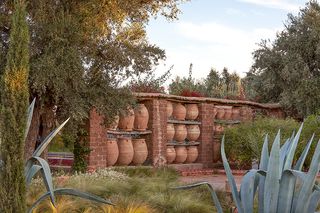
[0,0,29,211]
[128,69,171,93]
[72,130,91,173]
[224,116,320,167]
[177,125,320,213]
[246,1,320,117]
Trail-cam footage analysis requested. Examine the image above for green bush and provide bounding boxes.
[224,115,320,168]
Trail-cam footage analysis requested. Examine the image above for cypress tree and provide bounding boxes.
[0,0,29,212]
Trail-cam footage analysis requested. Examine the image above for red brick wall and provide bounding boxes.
[198,103,215,168]
[87,109,107,170]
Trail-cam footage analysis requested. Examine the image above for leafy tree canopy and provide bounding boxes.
[245,0,320,117]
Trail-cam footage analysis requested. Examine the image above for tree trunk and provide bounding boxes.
[24,102,55,160]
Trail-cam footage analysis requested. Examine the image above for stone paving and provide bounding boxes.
[179,174,243,191]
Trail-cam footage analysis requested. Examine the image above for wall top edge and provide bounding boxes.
[133,92,281,109]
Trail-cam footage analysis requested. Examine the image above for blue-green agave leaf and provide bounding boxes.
[264,130,281,213]
[24,98,35,142]
[240,170,260,213]
[306,189,320,213]
[221,136,243,213]
[258,135,269,213]
[280,138,291,171]
[294,134,315,171]
[173,182,223,213]
[283,123,304,171]
[295,139,320,213]
[25,164,42,186]
[28,188,113,213]
[276,170,297,213]
[33,118,70,157]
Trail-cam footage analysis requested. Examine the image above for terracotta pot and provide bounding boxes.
[106,138,119,166]
[174,124,187,142]
[134,104,149,131]
[117,137,134,166]
[174,146,187,164]
[185,104,199,120]
[172,103,186,120]
[232,108,240,120]
[215,106,225,120]
[186,146,198,163]
[166,145,176,164]
[213,107,218,118]
[106,115,119,130]
[186,125,200,142]
[167,101,173,118]
[166,123,175,142]
[132,138,148,165]
[224,106,233,120]
[118,108,135,131]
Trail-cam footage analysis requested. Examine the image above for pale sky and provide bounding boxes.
[146,0,307,81]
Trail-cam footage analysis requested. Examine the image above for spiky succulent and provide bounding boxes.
[175,123,320,213]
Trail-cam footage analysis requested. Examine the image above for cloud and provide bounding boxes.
[237,0,301,11]
[154,21,280,81]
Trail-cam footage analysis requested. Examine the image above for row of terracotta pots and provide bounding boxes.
[167,124,200,142]
[215,106,254,121]
[107,103,149,131]
[166,145,198,164]
[167,102,199,120]
[106,137,148,166]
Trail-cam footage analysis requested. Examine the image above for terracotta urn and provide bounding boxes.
[174,146,187,164]
[106,138,119,166]
[106,115,119,130]
[132,138,148,165]
[134,103,149,131]
[215,124,224,135]
[166,123,175,142]
[166,145,176,164]
[232,107,240,120]
[185,104,199,120]
[224,106,233,120]
[117,137,134,166]
[186,146,198,163]
[215,106,225,120]
[118,107,135,131]
[186,125,200,142]
[167,101,173,118]
[174,124,187,142]
[172,103,186,120]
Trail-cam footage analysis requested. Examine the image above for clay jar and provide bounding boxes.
[232,107,240,120]
[166,145,176,164]
[134,104,149,131]
[132,138,148,165]
[166,123,175,142]
[174,146,187,164]
[106,138,119,166]
[186,146,198,163]
[174,124,187,142]
[186,125,200,142]
[167,101,173,118]
[215,106,225,120]
[106,115,119,130]
[215,124,224,135]
[185,104,199,120]
[224,106,233,120]
[117,137,134,166]
[172,103,186,120]
[118,107,135,131]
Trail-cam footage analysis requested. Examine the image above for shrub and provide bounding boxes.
[224,115,320,168]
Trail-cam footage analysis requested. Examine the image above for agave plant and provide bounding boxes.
[175,123,320,213]
[20,99,112,212]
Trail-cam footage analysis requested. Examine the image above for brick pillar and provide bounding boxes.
[144,99,167,167]
[87,109,107,170]
[198,103,215,168]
